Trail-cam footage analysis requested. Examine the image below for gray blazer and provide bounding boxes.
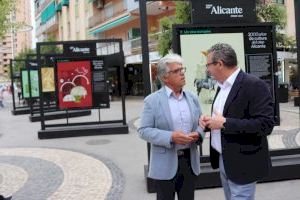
[138,87,204,180]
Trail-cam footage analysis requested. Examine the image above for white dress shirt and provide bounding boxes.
[211,68,240,153]
[165,86,192,150]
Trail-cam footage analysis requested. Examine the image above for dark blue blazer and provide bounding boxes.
[210,70,275,184]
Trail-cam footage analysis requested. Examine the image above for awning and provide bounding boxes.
[41,1,56,24]
[62,0,69,6]
[89,15,131,35]
[55,3,62,12]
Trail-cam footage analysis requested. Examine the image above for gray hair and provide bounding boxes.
[207,43,237,68]
[157,53,183,84]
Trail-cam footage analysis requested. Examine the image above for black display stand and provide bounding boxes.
[24,54,91,122]
[294,97,300,107]
[29,109,91,122]
[145,148,300,193]
[10,59,31,115]
[36,39,128,139]
[139,0,300,192]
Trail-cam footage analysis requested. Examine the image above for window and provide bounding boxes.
[272,0,284,4]
[128,28,141,40]
[105,3,113,19]
[75,2,79,17]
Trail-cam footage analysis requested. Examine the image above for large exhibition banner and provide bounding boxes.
[56,57,110,110]
[172,23,278,122]
[57,60,93,109]
[41,67,55,92]
[21,69,40,98]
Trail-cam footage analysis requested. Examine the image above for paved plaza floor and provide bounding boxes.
[0,92,300,200]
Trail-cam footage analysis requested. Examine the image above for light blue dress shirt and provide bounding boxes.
[165,86,192,150]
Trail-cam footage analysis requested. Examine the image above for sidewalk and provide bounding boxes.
[0,95,299,199]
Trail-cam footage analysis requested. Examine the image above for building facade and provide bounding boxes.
[34,0,91,42]
[0,0,32,78]
[34,0,297,95]
[34,0,176,96]
[88,0,175,95]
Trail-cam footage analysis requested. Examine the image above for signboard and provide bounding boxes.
[21,69,40,98]
[91,59,110,108]
[41,67,55,92]
[63,42,96,56]
[56,58,110,110]
[191,0,256,24]
[172,23,278,122]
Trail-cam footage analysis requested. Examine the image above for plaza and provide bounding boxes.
[0,91,299,200]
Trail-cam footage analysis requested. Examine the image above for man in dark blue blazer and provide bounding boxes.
[200,43,274,200]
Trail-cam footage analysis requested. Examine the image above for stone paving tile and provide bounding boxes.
[0,148,124,200]
[269,135,286,150]
[283,132,299,148]
[0,156,63,200]
[296,131,300,147]
[132,118,299,150]
[1,97,300,200]
[0,164,28,197]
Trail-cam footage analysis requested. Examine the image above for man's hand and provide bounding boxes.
[188,132,200,142]
[206,110,226,130]
[199,115,211,129]
[171,131,194,145]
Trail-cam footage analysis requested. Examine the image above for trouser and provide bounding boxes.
[219,155,256,200]
[155,149,196,200]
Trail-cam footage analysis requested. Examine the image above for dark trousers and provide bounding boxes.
[155,150,196,200]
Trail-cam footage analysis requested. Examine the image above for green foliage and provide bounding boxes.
[14,48,36,60]
[158,2,191,56]
[257,3,287,30]
[276,33,296,52]
[41,36,63,54]
[158,17,173,56]
[256,2,295,49]
[0,0,22,39]
[174,1,191,24]
[12,48,36,73]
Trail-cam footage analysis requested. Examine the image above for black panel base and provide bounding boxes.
[38,123,129,139]
[11,107,31,115]
[145,151,300,193]
[29,110,91,122]
[294,97,300,107]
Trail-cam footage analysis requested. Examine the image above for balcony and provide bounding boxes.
[123,32,161,56]
[36,15,58,36]
[61,0,69,6]
[41,1,56,24]
[36,0,53,15]
[88,1,127,29]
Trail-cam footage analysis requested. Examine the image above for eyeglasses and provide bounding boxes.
[205,62,217,68]
[167,67,186,75]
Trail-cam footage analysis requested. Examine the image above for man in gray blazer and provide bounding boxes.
[138,53,205,200]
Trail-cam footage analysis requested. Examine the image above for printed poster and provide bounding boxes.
[21,70,40,98]
[57,60,92,109]
[41,67,55,92]
[180,32,246,115]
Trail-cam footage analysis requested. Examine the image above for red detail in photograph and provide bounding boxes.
[57,60,92,109]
